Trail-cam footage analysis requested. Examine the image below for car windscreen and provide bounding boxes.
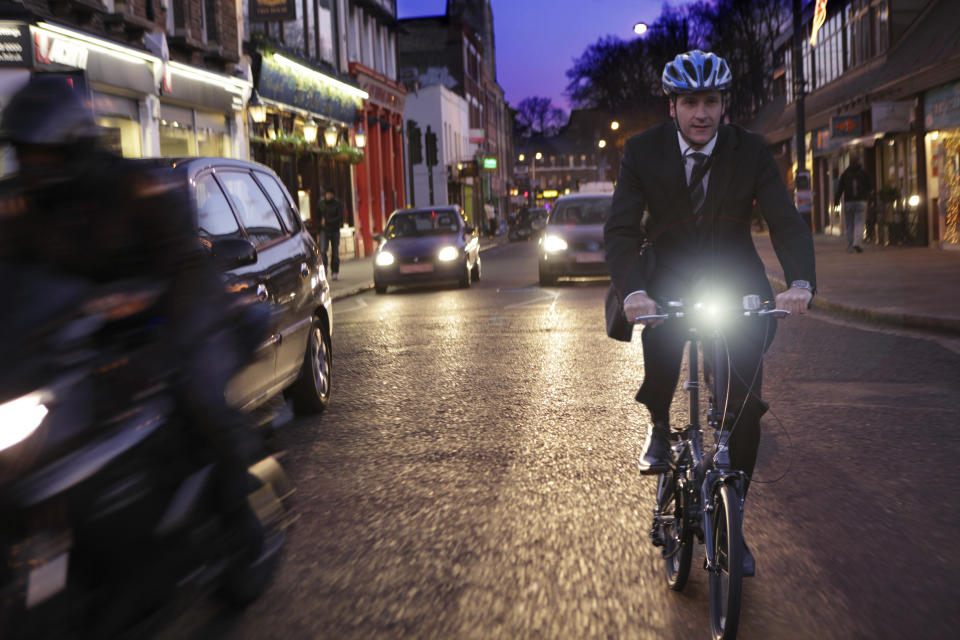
[550,198,612,225]
[385,211,460,238]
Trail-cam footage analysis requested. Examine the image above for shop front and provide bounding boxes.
[251,51,367,256]
[924,80,960,249]
[350,62,407,257]
[0,19,250,166]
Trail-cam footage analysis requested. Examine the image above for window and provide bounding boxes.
[255,172,302,233]
[217,172,284,247]
[196,174,241,239]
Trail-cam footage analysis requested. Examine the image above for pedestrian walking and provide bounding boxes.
[317,187,345,279]
[485,200,497,238]
[604,49,816,576]
[835,155,873,253]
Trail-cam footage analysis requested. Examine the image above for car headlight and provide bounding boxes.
[375,251,395,267]
[438,246,459,262]
[0,390,50,452]
[542,235,568,252]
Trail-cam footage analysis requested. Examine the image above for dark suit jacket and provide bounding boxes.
[604,121,816,305]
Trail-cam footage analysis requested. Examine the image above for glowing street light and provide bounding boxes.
[610,121,620,131]
[598,139,607,149]
[535,152,542,160]
[633,22,648,35]
[302,118,318,143]
[354,124,366,148]
[518,153,525,162]
[323,124,339,147]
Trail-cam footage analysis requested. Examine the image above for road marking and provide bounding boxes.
[504,290,560,309]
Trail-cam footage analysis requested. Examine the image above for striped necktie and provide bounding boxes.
[687,152,708,224]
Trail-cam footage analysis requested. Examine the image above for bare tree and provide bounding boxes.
[514,97,568,137]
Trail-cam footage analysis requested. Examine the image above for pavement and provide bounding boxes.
[328,231,960,336]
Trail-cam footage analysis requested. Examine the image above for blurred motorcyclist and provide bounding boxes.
[0,75,263,553]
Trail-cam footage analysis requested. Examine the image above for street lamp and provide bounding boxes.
[633,22,648,35]
[535,152,542,160]
[354,124,366,148]
[518,153,525,162]
[598,139,607,149]
[323,124,338,147]
[610,121,620,131]
[302,118,318,144]
[248,91,267,124]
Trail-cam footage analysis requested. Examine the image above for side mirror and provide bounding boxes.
[373,233,384,243]
[211,237,257,269]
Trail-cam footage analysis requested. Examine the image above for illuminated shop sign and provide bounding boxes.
[482,156,497,170]
[831,114,861,138]
[258,52,366,124]
[250,0,296,22]
[0,23,29,66]
[34,30,88,69]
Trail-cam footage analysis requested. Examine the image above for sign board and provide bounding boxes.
[0,23,29,67]
[831,114,861,138]
[482,156,497,170]
[871,101,912,133]
[540,189,559,199]
[250,0,297,22]
[924,80,960,130]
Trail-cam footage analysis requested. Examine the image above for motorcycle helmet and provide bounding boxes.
[0,74,99,147]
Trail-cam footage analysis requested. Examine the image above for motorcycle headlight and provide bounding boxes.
[375,251,395,267]
[438,246,458,262]
[0,390,50,452]
[543,235,568,252]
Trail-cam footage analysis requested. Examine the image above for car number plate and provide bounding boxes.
[575,252,604,263]
[399,263,434,274]
[26,552,69,608]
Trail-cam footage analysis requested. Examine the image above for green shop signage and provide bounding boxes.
[258,52,366,124]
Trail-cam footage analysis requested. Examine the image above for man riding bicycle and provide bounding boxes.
[604,50,817,575]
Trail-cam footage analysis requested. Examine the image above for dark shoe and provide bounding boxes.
[742,540,756,577]
[854,245,863,253]
[638,421,671,475]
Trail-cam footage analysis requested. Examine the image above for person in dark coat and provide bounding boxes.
[604,50,817,576]
[316,186,345,279]
[834,155,874,253]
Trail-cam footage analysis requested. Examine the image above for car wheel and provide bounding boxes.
[458,260,472,288]
[471,256,482,282]
[286,319,331,415]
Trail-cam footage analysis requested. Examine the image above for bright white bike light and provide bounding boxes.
[542,235,568,252]
[0,391,49,452]
[375,251,395,267]
[438,246,458,262]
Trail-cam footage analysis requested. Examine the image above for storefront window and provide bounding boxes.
[96,116,142,158]
[197,129,230,157]
[879,135,922,244]
[160,122,197,156]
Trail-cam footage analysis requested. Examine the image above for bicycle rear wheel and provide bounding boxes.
[709,482,743,640]
[654,471,693,591]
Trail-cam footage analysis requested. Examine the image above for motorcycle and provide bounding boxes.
[0,269,293,639]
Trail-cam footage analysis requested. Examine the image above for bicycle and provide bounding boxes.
[636,296,789,640]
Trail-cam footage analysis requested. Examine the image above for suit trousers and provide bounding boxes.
[320,228,341,275]
[635,316,776,483]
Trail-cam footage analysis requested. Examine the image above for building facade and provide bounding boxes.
[0,0,251,175]
[750,0,960,249]
[397,0,512,230]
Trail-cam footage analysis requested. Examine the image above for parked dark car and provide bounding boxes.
[138,157,333,415]
[538,193,612,286]
[373,206,481,293]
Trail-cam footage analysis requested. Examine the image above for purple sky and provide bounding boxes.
[397,0,670,113]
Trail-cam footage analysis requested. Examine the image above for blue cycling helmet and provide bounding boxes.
[662,50,732,95]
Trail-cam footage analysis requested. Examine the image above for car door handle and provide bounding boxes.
[256,284,268,302]
[300,263,309,279]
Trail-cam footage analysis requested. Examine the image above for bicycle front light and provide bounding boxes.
[0,390,50,452]
[542,235,568,252]
[375,251,395,267]
[437,246,458,262]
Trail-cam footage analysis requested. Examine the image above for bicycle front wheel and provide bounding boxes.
[655,471,693,591]
[709,482,743,640]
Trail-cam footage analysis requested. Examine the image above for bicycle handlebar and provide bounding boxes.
[632,301,790,324]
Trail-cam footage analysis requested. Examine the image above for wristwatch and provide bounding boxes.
[789,280,814,293]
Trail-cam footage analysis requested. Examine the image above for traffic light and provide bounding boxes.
[424,125,438,167]
[407,120,422,165]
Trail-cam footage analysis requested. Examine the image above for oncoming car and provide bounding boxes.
[373,206,481,293]
[538,193,612,286]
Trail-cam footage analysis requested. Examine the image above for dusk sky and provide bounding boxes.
[397,0,671,113]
